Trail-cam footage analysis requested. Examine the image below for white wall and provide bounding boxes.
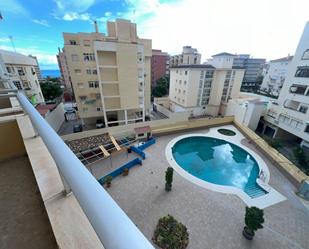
[45,103,65,132]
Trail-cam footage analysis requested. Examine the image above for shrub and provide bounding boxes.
[165,167,174,191]
[244,206,264,235]
[153,215,189,249]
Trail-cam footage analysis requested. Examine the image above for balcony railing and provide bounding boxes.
[2,82,154,249]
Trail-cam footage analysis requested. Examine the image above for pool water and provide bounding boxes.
[172,136,267,198]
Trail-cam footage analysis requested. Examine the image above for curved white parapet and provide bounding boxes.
[165,125,286,209]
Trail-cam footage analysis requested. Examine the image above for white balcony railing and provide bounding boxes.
[3,82,154,249]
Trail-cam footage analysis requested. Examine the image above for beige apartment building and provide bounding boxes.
[63,19,151,127]
[0,49,44,104]
[170,46,201,67]
[168,53,245,117]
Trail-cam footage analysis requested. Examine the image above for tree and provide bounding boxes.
[40,82,63,101]
[152,76,169,97]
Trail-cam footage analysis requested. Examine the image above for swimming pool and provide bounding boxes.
[171,136,267,198]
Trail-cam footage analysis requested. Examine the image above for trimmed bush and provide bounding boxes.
[165,167,174,191]
[243,206,264,239]
[153,215,189,249]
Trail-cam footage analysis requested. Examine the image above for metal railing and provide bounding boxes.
[5,83,154,249]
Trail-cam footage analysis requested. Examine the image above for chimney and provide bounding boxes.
[94,20,99,33]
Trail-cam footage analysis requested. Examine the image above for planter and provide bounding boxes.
[165,183,172,191]
[122,168,129,176]
[242,226,254,240]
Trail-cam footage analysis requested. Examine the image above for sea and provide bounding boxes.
[41,69,61,78]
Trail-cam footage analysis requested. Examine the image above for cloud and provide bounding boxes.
[62,12,91,21]
[0,37,11,43]
[105,11,112,17]
[32,19,49,27]
[121,0,309,60]
[54,0,97,13]
[0,0,28,16]
[0,45,58,69]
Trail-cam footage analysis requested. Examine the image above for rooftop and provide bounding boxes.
[170,64,215,69]
[212,52,235,57]
[270,56,294,63]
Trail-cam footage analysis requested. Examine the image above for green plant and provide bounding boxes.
[293,147,307,166]
[153,215,189,249]
[104,175,113,187]
[243,206,264,240]
[165,167,174,191]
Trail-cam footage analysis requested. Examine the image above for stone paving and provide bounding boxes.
[103,125,309,249]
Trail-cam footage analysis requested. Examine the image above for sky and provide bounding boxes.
[0,0,308,70]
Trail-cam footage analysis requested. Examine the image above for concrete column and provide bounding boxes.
[124,109,128,125]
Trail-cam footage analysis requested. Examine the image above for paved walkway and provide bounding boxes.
[103,125,309,249]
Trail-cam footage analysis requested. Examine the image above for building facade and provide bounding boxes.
[168,53,245,117]
[0,49,44,104]
[260,56,293,97]
[261,22,309,148]
[233,54,266,92]
[170,46,201,67]
[151,49,169,87]
[63,19,151,127]
[28,55,42,81]
[57,47,72,94]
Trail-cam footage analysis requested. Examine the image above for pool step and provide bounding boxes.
[244,184,267,198]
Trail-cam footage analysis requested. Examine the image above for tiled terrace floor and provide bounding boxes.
[100,125,309,249]
[0,156,58,249]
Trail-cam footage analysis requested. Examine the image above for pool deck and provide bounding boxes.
[95,124,309,249]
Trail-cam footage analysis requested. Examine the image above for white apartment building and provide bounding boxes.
[63,19,151,127]
[0,49,44,104]
[170,46,201,67]
[260,56,293,97]
[57,47,72,93]
[168,53,245,117]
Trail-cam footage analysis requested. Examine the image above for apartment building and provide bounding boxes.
[0,49,44,104]
[57,47,72,93]
[258,22,309,148]
[260,56,293,97]
[168,53,245,117]
[151,49,169,87]
[233,54,266,92]
[170,46,201,67]
[28,55,42,80]
[63,19,152,127]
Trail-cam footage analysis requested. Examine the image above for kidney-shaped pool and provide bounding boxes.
[169,135,268,198]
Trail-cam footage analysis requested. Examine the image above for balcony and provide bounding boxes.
[0,83,154,249]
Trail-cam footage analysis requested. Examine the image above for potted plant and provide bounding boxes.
[242,206,264,240]
[122,168,129,176]
[104,175,113,188]
[165,167,174,191]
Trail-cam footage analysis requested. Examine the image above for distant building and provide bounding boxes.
[62,19,151,127]
[151,49,169,87]
[260,56,293,97]
[233,54,266,92]
[0,49,44,104]
[57,47,72,94]
[170,46,201,67]
[168,52,245,117]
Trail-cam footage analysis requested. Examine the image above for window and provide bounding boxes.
[13,81,22,90]
[88,81,99,88]
[299,105,308,114]
[79,96,87,101]
[179,80,182,84]
[185,71,188,75]
[83,53,95,61]
[97,107,101,111]
[31,67,35,75]
[69,40,77,45]
[17,67,25,76]
[74,69,81,74]
[83,40,91,46]
[92,69,97,75]
[295,67,309,78]
[96,93,101,99]
[205,71,214,78]
[71,54,79,62]
[184,81,187,85]
[305,124,309,133]
[77,83,84,88]
[302,49,309,60]
[86,69,92,74]
[6,66,14,73]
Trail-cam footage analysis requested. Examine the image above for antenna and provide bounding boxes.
[9,36,16,52]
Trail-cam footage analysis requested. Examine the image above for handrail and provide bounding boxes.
[15,90,154,249]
